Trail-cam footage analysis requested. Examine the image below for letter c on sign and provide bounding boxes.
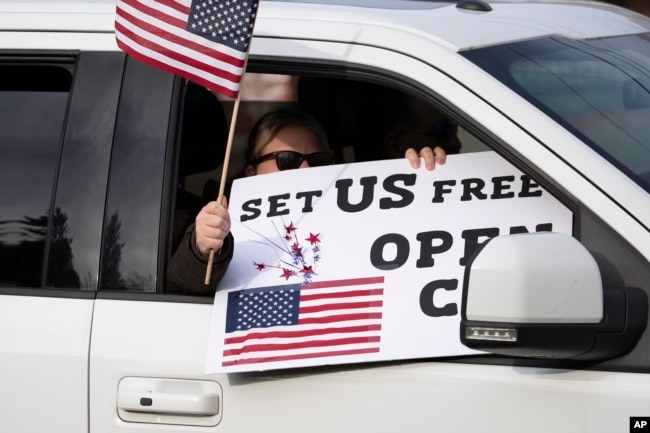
[419,279,458,317]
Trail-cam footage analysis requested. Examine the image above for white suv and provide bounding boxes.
[1,0,649,432]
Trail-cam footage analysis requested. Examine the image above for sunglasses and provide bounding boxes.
[251,150,334,171]
[403,120,458,141]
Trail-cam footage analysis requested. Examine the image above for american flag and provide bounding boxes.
[115,0,259,98]
[221,276,384,367]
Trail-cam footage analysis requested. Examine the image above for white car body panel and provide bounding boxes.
[0,1,116,32]
[1,1,649,432]
[90,300,217,432]
[256,1,650,49]
[90,301,650,433]
[0,296,92,433]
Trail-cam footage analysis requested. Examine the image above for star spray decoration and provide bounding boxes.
[252,219,323,284]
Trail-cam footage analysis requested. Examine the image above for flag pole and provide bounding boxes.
[113,0,261,286]
[204,59,248,285]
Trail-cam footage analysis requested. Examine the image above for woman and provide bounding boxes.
[167,107,446,294]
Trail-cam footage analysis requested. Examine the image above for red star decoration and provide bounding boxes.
[255,262,266,271]
[291,242,301,252]
[305,232,321,245]
[280,268,293,280]
[300,265,314,275]
[285,222,297,233]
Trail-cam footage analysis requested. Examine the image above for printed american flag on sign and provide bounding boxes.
[115,0,259,98]
[221,277,384,367]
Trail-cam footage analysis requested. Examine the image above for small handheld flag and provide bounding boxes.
[115,0,259,99]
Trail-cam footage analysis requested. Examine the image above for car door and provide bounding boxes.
[88,56,228,432]
[88,34,650,433]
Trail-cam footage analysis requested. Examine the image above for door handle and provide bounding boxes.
[118,387,219,416]
[117,377,222,425]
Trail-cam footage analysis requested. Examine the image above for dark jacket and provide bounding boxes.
[167,223,234,295]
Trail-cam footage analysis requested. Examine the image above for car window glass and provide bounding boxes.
[0,63,71,288]
[46,52,124,290]
[462,34,650,192]
[99,58,172,292]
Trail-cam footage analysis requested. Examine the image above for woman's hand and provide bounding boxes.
[405,146,446,170]
[195,196,231,257]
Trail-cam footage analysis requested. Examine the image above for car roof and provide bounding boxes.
[1,0,649,51]
[259,0,650,50]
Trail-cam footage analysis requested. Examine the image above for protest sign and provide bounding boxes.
[205,151,573,373]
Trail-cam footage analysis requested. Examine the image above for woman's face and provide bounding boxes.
[247,125,322,175]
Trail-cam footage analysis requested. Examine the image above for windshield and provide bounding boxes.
[462,33,650,193]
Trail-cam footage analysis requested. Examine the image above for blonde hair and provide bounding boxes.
[245,108,330,164]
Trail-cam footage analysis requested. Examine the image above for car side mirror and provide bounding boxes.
[460,233,647,361]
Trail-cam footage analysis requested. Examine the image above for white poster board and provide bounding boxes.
[205,152,573,373]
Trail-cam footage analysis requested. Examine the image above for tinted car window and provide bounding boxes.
[99,58,173,292]
[0,62,72,287]
[46,52,124,290]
